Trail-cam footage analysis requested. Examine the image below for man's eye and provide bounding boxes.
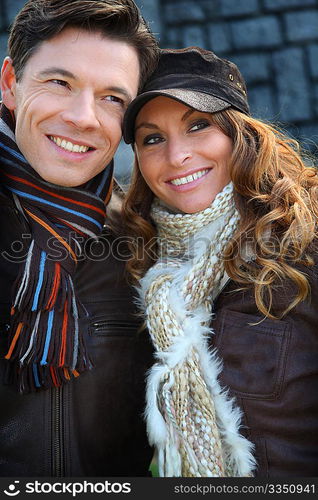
[104,95,124,105]
[50,79,69,87]
[189,120,210,132]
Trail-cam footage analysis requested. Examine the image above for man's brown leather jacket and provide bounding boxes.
[0,188,154,477]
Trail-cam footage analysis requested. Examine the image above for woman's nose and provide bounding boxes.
[167,139,192,168]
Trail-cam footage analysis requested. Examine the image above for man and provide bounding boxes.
[0,0,158,476]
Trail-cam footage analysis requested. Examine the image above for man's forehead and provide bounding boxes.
[25,27,138,63]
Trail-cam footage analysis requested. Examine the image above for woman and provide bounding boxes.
[121,47,318,477]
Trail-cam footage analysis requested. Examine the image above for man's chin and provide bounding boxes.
[29,167,97,188]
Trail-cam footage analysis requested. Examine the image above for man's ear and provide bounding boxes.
[1,57,17,110]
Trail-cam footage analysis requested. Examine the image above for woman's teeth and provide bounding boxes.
[49,136,90,153]
[170,169,209,186]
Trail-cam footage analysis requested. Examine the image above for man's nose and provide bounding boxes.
[61,91,99,130]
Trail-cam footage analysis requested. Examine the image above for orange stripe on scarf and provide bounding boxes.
[3,172,105,217]
[59,300,68,367]
[5,322,23,359]
[50,366,60,387]
[46,262,61,310]
[25,209,78,262]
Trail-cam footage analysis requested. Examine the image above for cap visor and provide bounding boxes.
[123,89,230,144]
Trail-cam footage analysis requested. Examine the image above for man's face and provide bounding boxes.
[1,27,140,186]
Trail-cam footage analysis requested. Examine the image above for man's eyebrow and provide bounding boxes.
[37,67,76,80]
[107,86,133,103]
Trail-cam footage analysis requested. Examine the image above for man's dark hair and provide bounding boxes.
[8,0,159,88]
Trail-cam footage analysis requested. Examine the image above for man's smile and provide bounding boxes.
[48,135,95,153]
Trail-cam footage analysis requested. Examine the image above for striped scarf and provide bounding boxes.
[0,104,113,393]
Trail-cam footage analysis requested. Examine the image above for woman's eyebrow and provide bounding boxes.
[181,109,195,121]
[135,122,160,133]
[135,108,197,134]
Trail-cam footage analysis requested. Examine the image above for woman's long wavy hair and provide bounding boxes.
[121,108,318,318]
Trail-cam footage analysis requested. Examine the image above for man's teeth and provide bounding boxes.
[50,136,90,153]
[170,169,209,186]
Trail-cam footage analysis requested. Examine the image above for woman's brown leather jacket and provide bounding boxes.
[211,265,318,477]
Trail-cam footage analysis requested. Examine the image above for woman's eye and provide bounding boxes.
[143,135,163,146]
[189,120,210,132]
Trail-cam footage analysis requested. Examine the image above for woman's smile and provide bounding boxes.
[166,167,211,189]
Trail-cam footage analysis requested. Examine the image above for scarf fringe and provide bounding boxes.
[4,240,91,393]
[145,316,256,476]
[199,345,256,476]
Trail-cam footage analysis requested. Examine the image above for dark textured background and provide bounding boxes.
[1,0,318,179]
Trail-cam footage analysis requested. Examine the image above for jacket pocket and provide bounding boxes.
[89,317,142,337]
[214,309,291,400]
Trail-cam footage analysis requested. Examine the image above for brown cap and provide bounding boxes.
[123,46,249,144]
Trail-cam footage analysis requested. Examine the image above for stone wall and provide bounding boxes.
[161,0,318,153]
[0,0,25,63]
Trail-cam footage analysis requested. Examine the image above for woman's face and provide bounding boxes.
[134,96,233,214]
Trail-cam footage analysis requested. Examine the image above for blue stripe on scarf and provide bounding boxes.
[0,141,28,163]
[32,364,41,388]
[6,187,103,230]
[32,251,46,311]
[40,310,55,366]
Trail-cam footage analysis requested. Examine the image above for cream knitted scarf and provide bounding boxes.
[138,183,256,477]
